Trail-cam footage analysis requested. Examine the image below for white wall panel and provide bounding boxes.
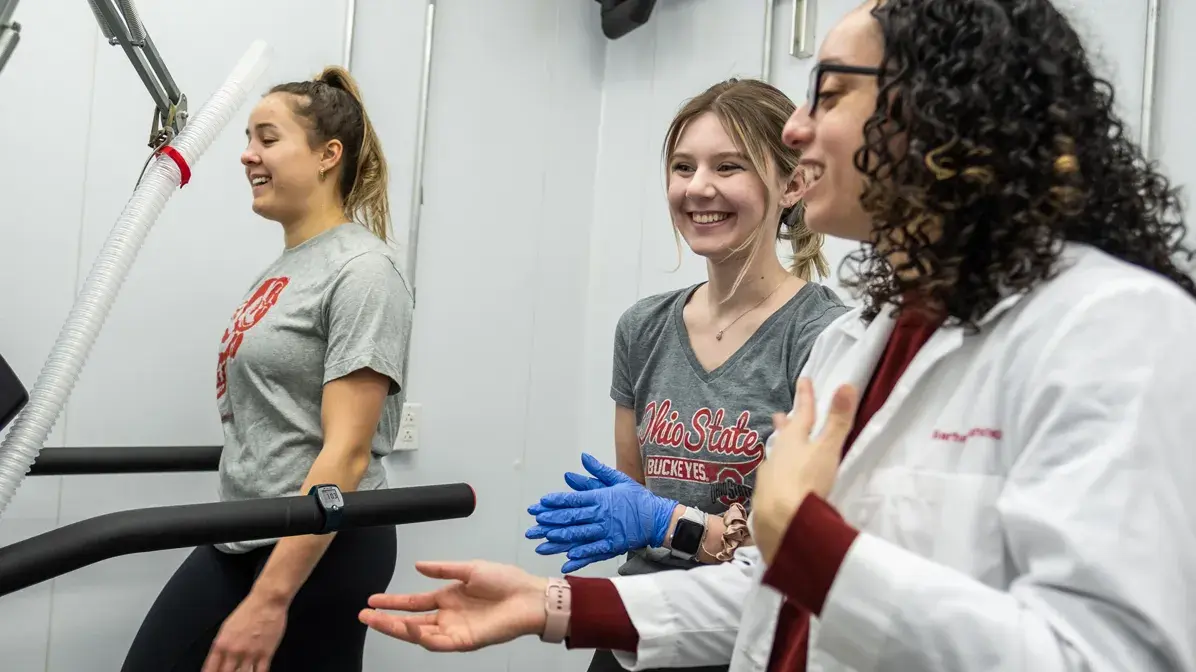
[347,0,428,261]
[1153,0,1196,262]
[1059,0,1149,138]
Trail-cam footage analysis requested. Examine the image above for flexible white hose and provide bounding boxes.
[0,39,273,517]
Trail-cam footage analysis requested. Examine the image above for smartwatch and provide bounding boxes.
[667,507,708,561]
[308,483,344,534]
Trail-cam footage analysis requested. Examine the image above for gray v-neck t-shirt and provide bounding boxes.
[610,280,848,574]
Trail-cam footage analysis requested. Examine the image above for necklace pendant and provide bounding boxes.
[715,331,724,341]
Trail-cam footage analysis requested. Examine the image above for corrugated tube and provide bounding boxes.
[0,39,273,516]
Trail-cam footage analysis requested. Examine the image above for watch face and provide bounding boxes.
[318,487,343,508]
[672,517,704,555]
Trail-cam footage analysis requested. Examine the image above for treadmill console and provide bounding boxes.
[0,352,27,433]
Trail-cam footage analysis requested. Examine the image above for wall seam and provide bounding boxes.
[506,2,563,669]
[635,13,661,299]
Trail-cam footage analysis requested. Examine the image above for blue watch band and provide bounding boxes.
[308,483,344,534]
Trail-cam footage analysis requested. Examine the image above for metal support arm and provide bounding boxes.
[1,1,186,149]
[87,0,187,147]
[0,0,20,78]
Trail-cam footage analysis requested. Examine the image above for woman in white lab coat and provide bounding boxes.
[358,1,1196,670]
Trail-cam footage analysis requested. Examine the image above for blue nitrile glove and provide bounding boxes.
[522,454,636,572]
[561,452,637,492]
[525,452,638,556]
[525,453,678,573]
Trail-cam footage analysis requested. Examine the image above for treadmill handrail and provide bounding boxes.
[0,483,475,597]
[28,445,223,476]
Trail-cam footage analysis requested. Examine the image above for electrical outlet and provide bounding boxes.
[395,402,421,451]
[400,402,421,428]
[395,427,419,451]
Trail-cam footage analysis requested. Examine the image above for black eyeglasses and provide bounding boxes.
[807,62,887,116]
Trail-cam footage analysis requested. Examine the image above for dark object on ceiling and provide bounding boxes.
[594,0,657,40]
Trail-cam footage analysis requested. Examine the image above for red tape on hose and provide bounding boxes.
[156,145,191,187]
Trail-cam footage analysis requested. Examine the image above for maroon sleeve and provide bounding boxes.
[761,494,860,615]
[563,576,639,652]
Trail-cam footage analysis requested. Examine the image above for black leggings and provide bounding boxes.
[121,525,397,672]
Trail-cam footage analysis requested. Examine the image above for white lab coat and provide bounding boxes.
[608,243,1196,671]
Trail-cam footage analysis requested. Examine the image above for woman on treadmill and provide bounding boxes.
[121,66,411,672]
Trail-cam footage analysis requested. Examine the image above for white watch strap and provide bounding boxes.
[667,506,708,560]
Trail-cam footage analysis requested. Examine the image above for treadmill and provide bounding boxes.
[0,350,474,598]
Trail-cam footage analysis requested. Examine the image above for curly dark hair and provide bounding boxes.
[842,0,1195,328]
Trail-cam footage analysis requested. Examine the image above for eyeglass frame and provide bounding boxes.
[806,62,889,116]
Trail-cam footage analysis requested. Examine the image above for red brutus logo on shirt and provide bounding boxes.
[216,277,289,400]
[639,398,766,506]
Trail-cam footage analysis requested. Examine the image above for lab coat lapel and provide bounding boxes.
[825,288,1030,506]
[827,315,965,505]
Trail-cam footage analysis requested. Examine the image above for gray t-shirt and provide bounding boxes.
[214,222,413,553]
[611,281,847,574]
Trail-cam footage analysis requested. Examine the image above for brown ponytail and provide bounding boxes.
[269,66,391,241]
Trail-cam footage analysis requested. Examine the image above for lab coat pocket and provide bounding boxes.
[857,467,1007,583]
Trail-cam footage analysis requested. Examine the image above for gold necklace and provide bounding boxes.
[714,278,789,341]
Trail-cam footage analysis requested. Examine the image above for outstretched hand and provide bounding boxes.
[358,560,548,652]
[525,453,678,573]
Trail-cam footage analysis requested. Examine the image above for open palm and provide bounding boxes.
[359,560,547,652]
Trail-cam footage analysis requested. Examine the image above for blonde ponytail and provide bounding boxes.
[779,203,830,280]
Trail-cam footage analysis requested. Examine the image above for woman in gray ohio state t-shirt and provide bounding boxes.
[610,279,845,576]
[525,79,850,672]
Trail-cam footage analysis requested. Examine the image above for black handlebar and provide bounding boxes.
[0,483,475,597]
[0,357,477,597]
[28,445,224,475]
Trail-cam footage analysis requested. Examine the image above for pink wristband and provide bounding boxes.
[540,578,571,643]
